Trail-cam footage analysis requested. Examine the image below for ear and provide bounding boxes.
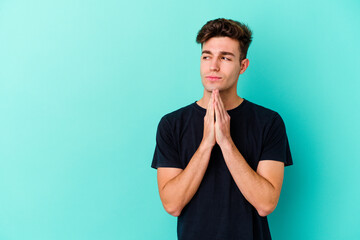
[240,58,250,74]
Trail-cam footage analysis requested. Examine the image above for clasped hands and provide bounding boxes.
[202,89,233,149]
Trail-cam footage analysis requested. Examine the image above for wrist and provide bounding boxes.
[218,138,234,151]
[199,140,215,152]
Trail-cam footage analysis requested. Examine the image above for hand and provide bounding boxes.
[213,89,232,147]
[201,90,216,149]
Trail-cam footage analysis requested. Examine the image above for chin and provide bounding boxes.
[204,85,224,92]
[203,86,216,92]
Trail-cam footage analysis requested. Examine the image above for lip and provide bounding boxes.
[206,76,222,80]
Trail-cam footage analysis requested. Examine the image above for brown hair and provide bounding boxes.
[196,18,253,62]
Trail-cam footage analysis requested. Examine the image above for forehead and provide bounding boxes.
[202,37,240,56]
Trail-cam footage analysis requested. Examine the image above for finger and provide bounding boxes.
[218,94,229,121]
[209,93,214,122]
[215,97,224,121]
[206,93,211,113]
[216,91,226,112]
[217,94,231,124]
[214,97,223,122]
[214,91,224,117]
[206,92,213,114]
[206,93,215,123]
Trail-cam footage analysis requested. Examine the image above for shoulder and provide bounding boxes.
[160,102,197,125]
[244,99,281,124]
[159,103,196,130]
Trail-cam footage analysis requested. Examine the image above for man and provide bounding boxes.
[151,18,293,240]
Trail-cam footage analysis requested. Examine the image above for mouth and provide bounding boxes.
[206,76,222,81]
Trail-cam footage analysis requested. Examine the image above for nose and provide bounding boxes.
[210,58,220,71]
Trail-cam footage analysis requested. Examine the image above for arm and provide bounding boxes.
[157,92,216,217]
[220,141,284,217]
[157,143,212,217]
[213,90,284,217]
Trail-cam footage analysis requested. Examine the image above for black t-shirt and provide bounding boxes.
[151,99,293,240]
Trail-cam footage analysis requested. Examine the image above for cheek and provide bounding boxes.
[200,65,207,76]
[230,66,241,77]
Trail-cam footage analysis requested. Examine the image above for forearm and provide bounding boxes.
[161,142,213,216]
[220,141,278,216]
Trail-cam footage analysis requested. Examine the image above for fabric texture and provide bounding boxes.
[152,99,293,240]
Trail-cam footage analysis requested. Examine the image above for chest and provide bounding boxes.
[177,116,264,170]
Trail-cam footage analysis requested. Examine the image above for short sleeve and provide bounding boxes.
[151,116,183,169]
[259,113,293,166]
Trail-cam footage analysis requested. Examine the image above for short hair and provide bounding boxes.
[196,18,253,62]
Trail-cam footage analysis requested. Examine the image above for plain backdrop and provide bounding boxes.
[0,0,359,239]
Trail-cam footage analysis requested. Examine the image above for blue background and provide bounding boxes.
[0,0,359,239]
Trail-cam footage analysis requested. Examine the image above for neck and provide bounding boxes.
[197,88,243,110]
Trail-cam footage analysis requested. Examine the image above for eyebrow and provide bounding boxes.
[202,50,236,57]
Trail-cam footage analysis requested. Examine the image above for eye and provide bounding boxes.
[202,56,210,60]
[221,57,231,61]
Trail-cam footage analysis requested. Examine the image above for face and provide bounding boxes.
[200,37,247,93]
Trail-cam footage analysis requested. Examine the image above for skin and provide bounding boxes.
[157,37,285,217]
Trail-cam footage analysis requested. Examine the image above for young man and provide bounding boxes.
[151,18,293,240]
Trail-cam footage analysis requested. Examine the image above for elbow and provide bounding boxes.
[159,192,184,217]
[168,210,181,217]
[256,193,280,217]
[163,203,183,217]
[256,203,277,217]
[257,208,272,217]
[164,206,182,217]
